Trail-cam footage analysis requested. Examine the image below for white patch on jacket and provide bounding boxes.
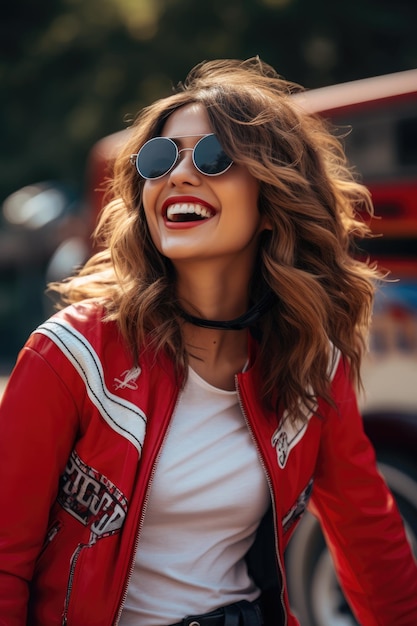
[271,347,341,468]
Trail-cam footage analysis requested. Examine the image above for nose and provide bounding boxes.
[168,148,201,185]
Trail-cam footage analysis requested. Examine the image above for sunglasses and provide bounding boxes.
[130,134,233,180]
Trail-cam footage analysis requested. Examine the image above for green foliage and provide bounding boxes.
[1,0,416,203]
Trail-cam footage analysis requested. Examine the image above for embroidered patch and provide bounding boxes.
[274,431,289,468]
[271,346,341,468]
[114,366,142,390]
[58,450,128,540]
[282,478,314,534]
[271,411,310,469]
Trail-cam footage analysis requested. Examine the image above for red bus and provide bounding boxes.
[287,69,417,626]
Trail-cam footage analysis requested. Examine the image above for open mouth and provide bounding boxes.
[166,203,215,223]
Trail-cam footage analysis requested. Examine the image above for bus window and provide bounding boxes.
[333,103,417,180]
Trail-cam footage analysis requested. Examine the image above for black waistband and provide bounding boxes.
[169,598,263,626]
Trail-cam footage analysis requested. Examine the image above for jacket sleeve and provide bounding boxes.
[0,343,79,625]
[310,358,417,626]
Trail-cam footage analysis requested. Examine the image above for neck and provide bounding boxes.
[182,321,249,390]
[174,258,254,323]
[173,260,271,389]
[178,291,273,330]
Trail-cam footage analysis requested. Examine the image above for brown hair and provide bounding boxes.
[51,57,380,421]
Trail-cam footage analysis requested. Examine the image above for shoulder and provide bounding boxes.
[54,299,109,330]
[35,299,111,338]
[27,299,124,361]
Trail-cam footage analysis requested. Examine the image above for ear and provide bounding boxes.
[259,214,273,232]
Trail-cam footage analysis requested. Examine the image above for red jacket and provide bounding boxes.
[0,301,416,625]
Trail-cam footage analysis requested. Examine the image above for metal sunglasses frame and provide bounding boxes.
[130,133,233,180]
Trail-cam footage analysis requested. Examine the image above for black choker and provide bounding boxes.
[179,291,275,331]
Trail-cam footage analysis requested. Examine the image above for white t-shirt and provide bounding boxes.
[120,366,270,626]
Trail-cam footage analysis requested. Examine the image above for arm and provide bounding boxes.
[310,359,417,626]
[0,344,79,625]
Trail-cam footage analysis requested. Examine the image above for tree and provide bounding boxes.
[1,0,416,203]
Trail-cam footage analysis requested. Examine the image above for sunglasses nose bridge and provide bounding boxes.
[171,147,198,175]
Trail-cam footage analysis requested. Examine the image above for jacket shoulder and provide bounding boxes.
[54,299,109,333]
[25,300,131,388]
[28,300,118,350]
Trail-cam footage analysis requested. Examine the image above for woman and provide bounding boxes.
[0,57,416,626]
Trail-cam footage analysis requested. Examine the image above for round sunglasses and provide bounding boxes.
[130,134,233,180]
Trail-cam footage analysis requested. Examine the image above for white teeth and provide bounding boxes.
[166,203,214,220]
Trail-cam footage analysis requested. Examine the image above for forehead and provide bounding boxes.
[161,103,213,138]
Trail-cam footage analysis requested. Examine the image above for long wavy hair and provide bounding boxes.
[51,57,380,421]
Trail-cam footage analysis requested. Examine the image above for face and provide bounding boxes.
[142,103,268,269]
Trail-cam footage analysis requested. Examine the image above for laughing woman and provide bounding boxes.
[0,58,416,626]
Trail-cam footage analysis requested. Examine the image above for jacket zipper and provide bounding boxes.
[62,541,91,625]
[37,520,62,562]
[113,394,181,624]
[46,521,61,544]
[235,376,288,626]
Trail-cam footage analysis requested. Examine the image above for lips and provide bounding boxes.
[162,196,216,224]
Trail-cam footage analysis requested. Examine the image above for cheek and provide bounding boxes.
[227,168,259,205]
[142,184,162,247]
[225,178,262,228]
[142,181,155,214]
[142,183,160,225]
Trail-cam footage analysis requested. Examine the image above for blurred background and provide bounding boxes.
[1,2,417,624]
[1,0,417,364]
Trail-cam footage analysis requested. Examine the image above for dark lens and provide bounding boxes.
[136,137,178,179]
[194,134,233,175]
